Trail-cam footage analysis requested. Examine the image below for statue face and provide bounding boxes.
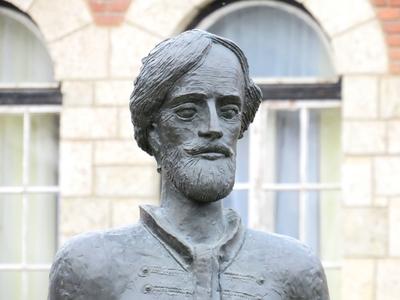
[151,44,245,203]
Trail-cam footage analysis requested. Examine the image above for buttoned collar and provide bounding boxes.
[140,205,246,271]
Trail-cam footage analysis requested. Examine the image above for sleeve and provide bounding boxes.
[48,244,85,300]
[287,250,330,300]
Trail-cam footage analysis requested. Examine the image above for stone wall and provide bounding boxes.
[5,0,400,298]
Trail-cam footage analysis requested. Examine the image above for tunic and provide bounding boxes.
[48,205,329,300]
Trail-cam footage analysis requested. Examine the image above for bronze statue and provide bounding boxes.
[49,30,329,300]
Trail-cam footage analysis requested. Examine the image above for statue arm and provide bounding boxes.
[287,251,330,300]
[48,245,83,300]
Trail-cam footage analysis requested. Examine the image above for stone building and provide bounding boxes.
[0,0,399,299]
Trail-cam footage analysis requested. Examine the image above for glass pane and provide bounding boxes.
[235,130,249,183]
[0,115,23,186]
[0,271,21,299]
[248,190,275,233]
[275,191,299,239]
[304,191,320,254]
[223,190,248,226]
[27,271,51,300]
[203,3,335,77]
[0,195,22,263]
[318,108,341,183]
[0,8,54,83]
[263,109,301,185]
[325,268,341,300]
[275,110,300,184]
[26,194,57,264]
[29,114,60,186]
[320,191,342,262]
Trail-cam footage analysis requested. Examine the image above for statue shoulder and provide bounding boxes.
[246,229,330,299]
[48,225,144,300]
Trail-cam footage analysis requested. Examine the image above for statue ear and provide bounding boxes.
[148,123,161,160]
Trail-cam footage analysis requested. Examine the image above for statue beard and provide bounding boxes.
[160,143,236,203]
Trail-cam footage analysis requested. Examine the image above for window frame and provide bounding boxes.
[0,86,61,300]
[246,77,342,273]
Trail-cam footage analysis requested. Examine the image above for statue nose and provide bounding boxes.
[198,100,223,140]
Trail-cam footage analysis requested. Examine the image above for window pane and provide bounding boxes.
[26,194,57,264]
[263,109,301,185]
[29,114,59,186]
[325,268,341,300]
[0,271,21,299]
[318,108,341,183]
[223,190,248,226]
[320,190,342,262]
[0,8,54,83]
[275,191,299,239]
[27,271,50,300]
[0,115,23,186]
[275,110,300,184]
[0,195,22,263]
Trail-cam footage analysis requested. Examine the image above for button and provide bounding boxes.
[140,266,150,277]
[256,277,265,285]
[142,284,152,294]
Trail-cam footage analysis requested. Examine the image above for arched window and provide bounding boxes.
[192,0,341,298]
[0,4,61,300]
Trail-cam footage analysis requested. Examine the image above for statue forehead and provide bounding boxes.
[168,43,245,99]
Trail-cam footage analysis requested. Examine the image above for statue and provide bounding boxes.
[48,30,329,300]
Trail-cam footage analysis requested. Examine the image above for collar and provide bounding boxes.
[140,205,246,271]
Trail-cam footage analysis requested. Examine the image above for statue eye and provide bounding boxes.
[176,107,197,120]
[220,105,240,119]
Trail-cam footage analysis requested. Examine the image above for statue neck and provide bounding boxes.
[159,174,225,246]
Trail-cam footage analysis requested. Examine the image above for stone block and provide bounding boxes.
[342,157,372,206]
[94,80,133,106]
[29,0,91,42]
[342,76,378,119]
[111,198,159,227]
[381,77,400,118]
[374,197,388,207]
[8,0,34,11]
[375,157,400,196]
[125,0,199,37]
[332,21,388,74]
[110,24,161,78]
[60,197,110,236]
[343,208,387,256]
[94,140,153,165]
[341,259,374,300]
[388,121,400,153]
[389,199,400,256]
[61,107,118,139]
[95,165,159,197]
[377,259,400,300]
[343,121,386,154]
[49,25,108,80]
[61,81,93,106]
[118,108,134,139]
[306,0,374,36]
[59,142,92,197]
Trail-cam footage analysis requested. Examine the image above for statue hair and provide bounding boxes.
[129,29,262,156]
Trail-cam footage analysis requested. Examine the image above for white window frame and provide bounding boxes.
[246,78,342,274]
[0,102,60,300]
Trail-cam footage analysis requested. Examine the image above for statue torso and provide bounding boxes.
[49,206,329,300]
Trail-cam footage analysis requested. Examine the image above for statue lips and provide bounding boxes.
[184,144,233,161]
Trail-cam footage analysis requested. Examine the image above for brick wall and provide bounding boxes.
[372,0,400,73]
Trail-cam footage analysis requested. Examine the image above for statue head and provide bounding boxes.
[130,29,262,203]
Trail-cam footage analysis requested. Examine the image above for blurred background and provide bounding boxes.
[0,0,399,299]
